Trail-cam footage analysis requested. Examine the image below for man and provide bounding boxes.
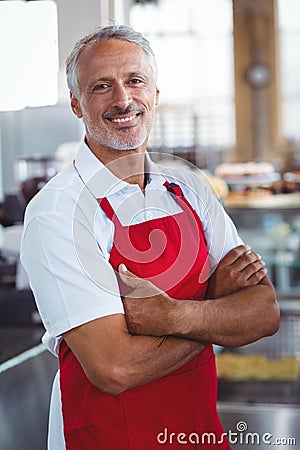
[21,25,279,449]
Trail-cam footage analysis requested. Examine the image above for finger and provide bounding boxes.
[240,259,266,280]
[221,245,252,266]
[235,251,262,271]
[118,264,140,288]
[247,266,268,284]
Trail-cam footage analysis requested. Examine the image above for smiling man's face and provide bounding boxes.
[70,38,159,156]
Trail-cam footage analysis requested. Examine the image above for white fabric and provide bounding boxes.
[47,371,65,450]
[20,140,242,450]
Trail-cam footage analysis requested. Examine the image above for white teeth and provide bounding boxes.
[111,115,136,123]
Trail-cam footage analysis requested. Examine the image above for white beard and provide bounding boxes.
[88,125,148,151]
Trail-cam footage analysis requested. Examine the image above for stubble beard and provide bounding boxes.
[88,125,148,151]
[86,106,155,151]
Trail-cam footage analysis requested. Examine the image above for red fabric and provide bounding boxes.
[59,182,230,449]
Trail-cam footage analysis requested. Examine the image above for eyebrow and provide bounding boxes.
[85,77,109,94]
[88,71,149,88]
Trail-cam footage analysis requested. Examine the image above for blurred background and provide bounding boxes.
[0,1,299,449]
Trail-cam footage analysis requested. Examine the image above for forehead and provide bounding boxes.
[77,39,155,80]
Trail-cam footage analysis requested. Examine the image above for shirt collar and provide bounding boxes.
[74,139,167,199]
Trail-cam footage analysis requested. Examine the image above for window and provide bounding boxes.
[0,0,58,111]
[278,0,300,145]
[130,0,235,167]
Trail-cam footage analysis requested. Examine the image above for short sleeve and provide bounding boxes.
[21,206,124,338]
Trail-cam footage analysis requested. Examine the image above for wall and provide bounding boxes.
[0,0,111,197]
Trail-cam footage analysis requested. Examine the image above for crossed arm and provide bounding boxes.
[63,245,280,395]
[120,245,279,347]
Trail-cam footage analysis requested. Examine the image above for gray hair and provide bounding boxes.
[65,24,157,96]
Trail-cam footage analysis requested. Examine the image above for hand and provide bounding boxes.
[118,264,172,336]
[206,244,267,299]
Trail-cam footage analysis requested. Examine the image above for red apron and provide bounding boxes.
[59,181,230,449]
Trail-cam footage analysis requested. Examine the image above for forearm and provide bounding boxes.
[120,247,280,347]
[64,314,207,396]
[167,279,279,346]
[110,334,207,393]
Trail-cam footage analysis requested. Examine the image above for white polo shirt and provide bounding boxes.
[21,140,242,449]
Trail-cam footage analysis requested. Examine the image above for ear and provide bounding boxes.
[155,86,160,107]
[70,92,83,118]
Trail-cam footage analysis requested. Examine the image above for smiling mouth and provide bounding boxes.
[104,107,143,125]
[110,114,139,123]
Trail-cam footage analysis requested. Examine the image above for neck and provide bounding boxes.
[87,138,147,190]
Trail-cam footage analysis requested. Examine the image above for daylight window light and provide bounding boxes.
[0,0,59,111]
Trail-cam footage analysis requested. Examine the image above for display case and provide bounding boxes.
[217,204,300,448]
[226,205,300,296]
[217,299,300,449]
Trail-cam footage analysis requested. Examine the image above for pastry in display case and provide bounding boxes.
[216,353,300,382]
[215,161,300,208]
[283,170,300,191]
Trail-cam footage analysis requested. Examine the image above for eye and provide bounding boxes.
[129,78,144,85]
[92,83,110,92]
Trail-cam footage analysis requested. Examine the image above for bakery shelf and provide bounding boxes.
[224,192,300,209]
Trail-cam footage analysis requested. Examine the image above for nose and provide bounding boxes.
[112,83,132,109]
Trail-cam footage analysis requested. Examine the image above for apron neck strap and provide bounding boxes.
[163,181,185,198]
[97,197,119,223]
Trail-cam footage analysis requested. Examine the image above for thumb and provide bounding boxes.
[118,264,140,288]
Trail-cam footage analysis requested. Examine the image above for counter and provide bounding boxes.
[217,298,300,449]
[218,403,299,449]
